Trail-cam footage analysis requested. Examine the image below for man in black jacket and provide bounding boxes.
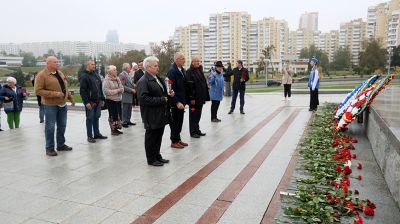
[133,60,144,106]
[223,62,233,96]
[228,60,250,114]
[137,56,174,166]
[167,52,188,149]
[185,56,209,138]
[80,60,107,143]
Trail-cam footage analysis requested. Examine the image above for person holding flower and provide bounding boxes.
[228,60,249,114]
[0,77,28,129]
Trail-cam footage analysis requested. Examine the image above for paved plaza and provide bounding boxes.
[0,93,352,223]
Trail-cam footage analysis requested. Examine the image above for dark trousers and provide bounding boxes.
[145,126,165,163]
[122,103,133,124]
[284,84,291,98]
[106,100,122,122]
[85,102,102,138]
[189,104,203,135]
[211,100,220,119]
[170,107,184,143]
[309,88,319,110]
[230,89,245,112]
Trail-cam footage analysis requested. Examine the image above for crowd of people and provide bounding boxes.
[0,53,320,166]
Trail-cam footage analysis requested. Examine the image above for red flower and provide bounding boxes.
[352,138,358,143]
[357,175,362,181]
[121,77,126,81]
[354,213,364,224]
[352,154,357,159]
[343,166,352,175]
[336,165,342,172]
[364,206,375,216]
[335,197,341,203]
[294,207,301,214]
[168,79,173,85]
[332,141,339,147]
[357,163,362,169]
[358,203,363,210]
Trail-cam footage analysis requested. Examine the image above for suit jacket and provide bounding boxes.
[137,72,171,130]
[185,65,209,105]
[167,63,187,106]
[232,67,250,91]
[118,71,135,104]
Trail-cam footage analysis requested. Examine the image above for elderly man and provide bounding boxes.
[133,60,145,84]
[228,60,249,114]
[35,56,75,156]
[80,60,107,143]
[167,52,188,149]
[119,63,136,127]
[185,56,209,138]
[137,56,174,166]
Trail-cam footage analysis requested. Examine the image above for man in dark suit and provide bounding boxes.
[137,56,174,166]
[228,60,250,114]
[185,56,209,138]
[167,52,188,149]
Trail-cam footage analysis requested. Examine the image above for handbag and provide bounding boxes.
[3,101,13,110]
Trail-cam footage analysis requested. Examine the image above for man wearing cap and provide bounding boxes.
[228,60,249,114]
[308,57,320,111]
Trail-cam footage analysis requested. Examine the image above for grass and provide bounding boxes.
[72,95,83,103]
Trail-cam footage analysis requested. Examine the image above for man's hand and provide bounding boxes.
[4,97,10,101]
[71,101,76,107]
[119,88,124,93]
[55,92,64,98]
[168,90,175,97]
[176,102,184,110]
[85,103,92,110]
[131,89,136,94]
[101,101,105,107]
[190,100,195,105]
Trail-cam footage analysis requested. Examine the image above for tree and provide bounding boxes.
[332,47,351,71]
[300,44,329,72]
[391,45,400,67]
[20,51,37,67]
[359,39,387,74]
[10,68,26,87]
[108,50,147,73]
[151,40,180,76]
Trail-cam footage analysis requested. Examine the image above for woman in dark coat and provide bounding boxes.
[0,77,28,129]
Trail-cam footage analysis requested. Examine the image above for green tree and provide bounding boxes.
[359,39,387,74]
[300,44,329,72]
[151,40,180,76]
[108,50,147,73]
[332,47,351,70]
[20,51,37,67]
[390,46,400,67]
[10,68,26,87]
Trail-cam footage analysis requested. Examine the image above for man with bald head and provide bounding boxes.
[185,56,208,138]
[35,56,75,156]
[167,52,188,149]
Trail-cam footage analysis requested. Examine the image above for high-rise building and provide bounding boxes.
[172,24,205,67]
[106,30,119,44]
[339,18,367,65]
[203,12,251,69]
[288,29,317,58]
[299,12,319,31]
[315,30,340,62]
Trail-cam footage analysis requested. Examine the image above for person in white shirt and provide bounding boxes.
[307,58,320,111]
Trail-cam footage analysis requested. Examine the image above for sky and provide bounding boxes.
[0,0,386,45]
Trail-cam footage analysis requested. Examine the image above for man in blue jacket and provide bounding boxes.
[168,52,188,149]
[80,60,107,143]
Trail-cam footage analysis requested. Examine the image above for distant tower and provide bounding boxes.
[299,12,318,31]
[106,30,119,43]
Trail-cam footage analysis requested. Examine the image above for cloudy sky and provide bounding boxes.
[1,0,385,45]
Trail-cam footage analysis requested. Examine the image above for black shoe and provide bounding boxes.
[191,134,200,138]
[148,161,164,166]
[128,122,136,126]
[240,111,245,114]
[158,158,170,163]
[116,130,123,134]
[40,121,44,123]
[216,118,222,122]
[309,108,314,111]
[197,132,206,136]
[122,124,129,128]
[228,111,233,114]
[46,149,58,156]
[0,129,3,131]
[87,137,96,143]
[57,144,72,151]
[211,118,219,122]
[94,134,108,139]
[111,131,120,136]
